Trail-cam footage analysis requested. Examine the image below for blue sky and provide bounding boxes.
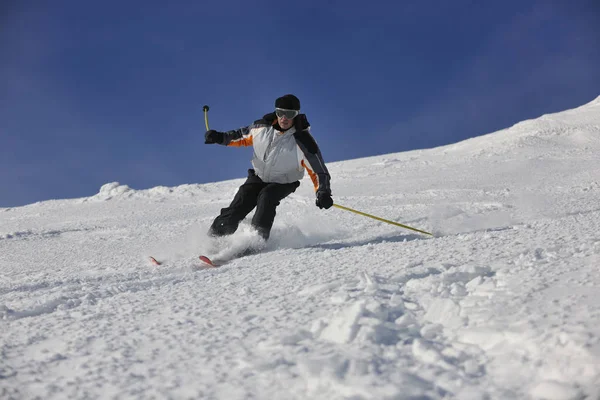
[1,0,599,207]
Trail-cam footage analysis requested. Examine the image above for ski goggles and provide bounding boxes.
[275,108,299,119]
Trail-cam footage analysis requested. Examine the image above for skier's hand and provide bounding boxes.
[205,130,224,144]
[315,190,333,210]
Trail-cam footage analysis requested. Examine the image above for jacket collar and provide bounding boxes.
[273,125,296,136]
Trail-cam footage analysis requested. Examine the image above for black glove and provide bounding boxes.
[204,130,224,144]
[316,190,333,210]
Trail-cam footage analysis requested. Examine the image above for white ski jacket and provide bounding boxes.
[220,115,331,194]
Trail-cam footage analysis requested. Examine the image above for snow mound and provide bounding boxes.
[88,182,134,201]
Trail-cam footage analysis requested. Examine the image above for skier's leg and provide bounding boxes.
[251,181,300,240]
[209,170,265,236]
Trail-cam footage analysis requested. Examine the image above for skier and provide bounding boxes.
[204,94,333,242]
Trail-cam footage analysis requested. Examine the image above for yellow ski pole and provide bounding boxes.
[333,203,433,236]
[203,105,210,130]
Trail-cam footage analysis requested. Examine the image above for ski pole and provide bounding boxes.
[333,203,433,236]
[203,105,210,130]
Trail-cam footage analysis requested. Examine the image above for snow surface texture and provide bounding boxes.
[2,96,600,399]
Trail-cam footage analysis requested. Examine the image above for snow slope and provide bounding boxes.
[2,96,600,399]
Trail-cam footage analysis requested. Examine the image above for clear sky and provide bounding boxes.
[2,0,599,207]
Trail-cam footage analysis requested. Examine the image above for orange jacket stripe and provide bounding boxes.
[227,135,253,147]
[301,160,319,191]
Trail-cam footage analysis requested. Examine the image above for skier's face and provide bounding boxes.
[277,115,294,130]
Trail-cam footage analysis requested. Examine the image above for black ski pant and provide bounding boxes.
[209,169,300,240]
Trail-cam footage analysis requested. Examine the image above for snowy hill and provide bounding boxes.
[1,96,600,399]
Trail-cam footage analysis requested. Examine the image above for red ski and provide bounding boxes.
[149,252,253,268]
[149,256,162,266]
[149,255,221,268]
[199,255,223,267]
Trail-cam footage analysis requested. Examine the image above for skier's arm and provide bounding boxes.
[223,126,253,147]
[205,118,267,147]
[221,116,276,147]
[295,127,331,194]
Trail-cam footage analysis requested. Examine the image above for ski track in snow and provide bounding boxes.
[1,97,600,399]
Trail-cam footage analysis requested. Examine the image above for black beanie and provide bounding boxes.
[275,94,301,110]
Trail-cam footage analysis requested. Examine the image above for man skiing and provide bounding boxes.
[204,94,333,242]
